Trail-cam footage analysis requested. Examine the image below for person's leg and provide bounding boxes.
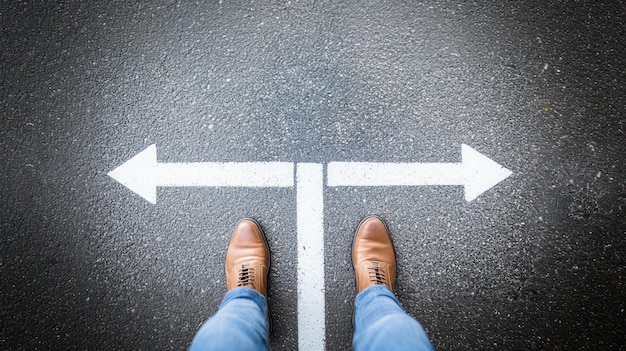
[352,216,434,351]
[189,219,271,351]
[188,287,269,351]
[353,285,434,351]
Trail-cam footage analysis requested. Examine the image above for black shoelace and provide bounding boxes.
[367,264,387,285]
[237,265,256,289]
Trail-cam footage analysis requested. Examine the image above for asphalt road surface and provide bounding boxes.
[2,1,625,350]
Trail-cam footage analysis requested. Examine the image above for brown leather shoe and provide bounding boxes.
[352,216,396,294]
[225,219,270,298]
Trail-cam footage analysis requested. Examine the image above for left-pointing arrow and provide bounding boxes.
[107,145,294,204]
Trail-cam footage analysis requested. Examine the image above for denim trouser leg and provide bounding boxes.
[353,285,435,351]
[188,287,269,351]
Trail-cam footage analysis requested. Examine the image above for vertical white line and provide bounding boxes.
[296,163,325,350]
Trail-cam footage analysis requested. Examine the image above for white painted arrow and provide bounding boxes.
[107,145,294,203]
[327,144,512,201]
[107,143,511,351]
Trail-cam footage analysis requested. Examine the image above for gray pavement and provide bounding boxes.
[2,1,625,350]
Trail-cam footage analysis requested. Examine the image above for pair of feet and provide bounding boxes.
[225,216,395,297]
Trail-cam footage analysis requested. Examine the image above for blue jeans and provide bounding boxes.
[188,288,270,351]
[189,286,434,351]
[353,285,435,351]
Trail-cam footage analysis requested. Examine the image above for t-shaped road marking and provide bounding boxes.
[108,143,512,350]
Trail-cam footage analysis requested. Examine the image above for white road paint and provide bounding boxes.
[109,147,328,349]
[107,145,294,203]
[296,163,326,351]
[327,144,512,201]
[108,143,512,350]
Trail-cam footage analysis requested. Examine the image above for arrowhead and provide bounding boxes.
[107,145,158,204]
[461,144,512,202]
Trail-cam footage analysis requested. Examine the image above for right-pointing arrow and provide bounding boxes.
[327,144,512,202]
